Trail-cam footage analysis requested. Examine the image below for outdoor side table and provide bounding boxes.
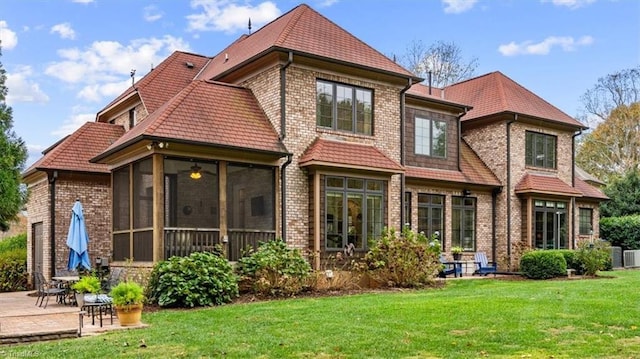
[81,302,113,327]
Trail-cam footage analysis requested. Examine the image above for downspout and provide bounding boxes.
[48,170,58,278]
[280,154,292,241]
[279,52,293,241]
[571,129,583,248]
[400,78,412,229]
[492,187,502,264]
[506,114,517,269]
[456,107,468,172]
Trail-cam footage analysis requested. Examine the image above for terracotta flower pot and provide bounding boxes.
[115,304,143,326]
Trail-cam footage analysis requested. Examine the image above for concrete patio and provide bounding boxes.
[0,291,146,345]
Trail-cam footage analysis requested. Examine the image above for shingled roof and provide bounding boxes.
[574,177,609,201]
[444,71,585,128]
[93,80,288,162]
[299,138,403,173]
[23,122,125,177]
[197,4,418,81]
[515,173,583,197]
[98,51,210,121]
[405,140,501,187]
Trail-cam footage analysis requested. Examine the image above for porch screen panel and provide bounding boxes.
[113,166,130,231]
[227,164,275,231]
[112,233,130,261]
[133,158,153,229]
[133,231,153,261]
[164,159,219,229]
[227,164,276,259]
[326,192,344,249]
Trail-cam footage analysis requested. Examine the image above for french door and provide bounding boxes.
[533,200,567,249]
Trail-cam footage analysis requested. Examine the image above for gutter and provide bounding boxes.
[48,170,58,278]
[506,114,517,269]
[571,129,583,248]
[399,78,412,229]
[456,107,468,172]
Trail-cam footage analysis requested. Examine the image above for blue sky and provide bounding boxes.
[1,0,638,167]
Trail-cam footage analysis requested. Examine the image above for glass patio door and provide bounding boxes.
[533,200,567,249]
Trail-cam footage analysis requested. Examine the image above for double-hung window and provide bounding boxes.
[316,80,373,135]
[525,131,556,169]
[579,208,593,235]
[415,117,446,157]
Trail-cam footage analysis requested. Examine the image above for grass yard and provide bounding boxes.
[2,270,640,358]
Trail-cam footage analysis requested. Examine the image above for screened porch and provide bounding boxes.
[112,156,277,263]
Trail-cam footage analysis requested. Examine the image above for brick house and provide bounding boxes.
[23,4,606,278]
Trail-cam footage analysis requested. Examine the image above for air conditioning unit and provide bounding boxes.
[623,250,640,268]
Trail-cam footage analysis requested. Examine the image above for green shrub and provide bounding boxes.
[556,249,580,273]
[147,251,238,307]
[236,240,312,297]
[110,281,144,307]
[575,240,611,276]
[520,251,567,279]
[0,248,27,292]
[600,215,640,250]
[72,275,101,294]
[0,233,27,254]
[356,227,441,288]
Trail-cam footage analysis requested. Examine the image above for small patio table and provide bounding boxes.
[81,302,113,327]
[51,276,80,305]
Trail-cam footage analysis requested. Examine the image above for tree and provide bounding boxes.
[600,169,640,218]
[575,102,640,184]
[580,66,640,124]
[0,46,28,231]
[401,40,478,88]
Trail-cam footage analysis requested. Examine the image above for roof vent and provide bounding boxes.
[224,53,229,62]
[185,62,194,69]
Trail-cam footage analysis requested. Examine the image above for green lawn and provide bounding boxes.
[2,270,640,358]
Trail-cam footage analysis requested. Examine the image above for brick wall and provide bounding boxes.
[26,172,112,279]
[243,64,403,252]
[26,176,50,279]
[405,185,496,262]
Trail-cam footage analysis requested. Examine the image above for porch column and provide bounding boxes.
[152,154,164,262]
[219,161,228,253]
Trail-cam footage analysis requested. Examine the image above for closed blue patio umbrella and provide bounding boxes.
[66,200,91,271]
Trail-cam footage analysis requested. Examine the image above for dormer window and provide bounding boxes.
[316,80,373,135]
[525,131,556,169]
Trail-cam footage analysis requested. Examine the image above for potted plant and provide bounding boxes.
[71,275,101,307]
[110,281,145,326]
[451,246,463,261]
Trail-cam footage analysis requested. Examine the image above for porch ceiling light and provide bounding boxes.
[190,164,202,180]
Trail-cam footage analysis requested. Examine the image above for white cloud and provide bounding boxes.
[144,5,163,22]
[44,35,191,102]
[5,65,49,104]
[0,21,18,50]
[442,0,478,14]
[72,0,95,3]
[187,0,281,33]
[51,23,76,40]
[498,35,594,56]
[51,109,95,138]
[543,0,596,10]
[316,0,339,7]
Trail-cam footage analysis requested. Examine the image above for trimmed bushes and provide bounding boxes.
[236,240,312,297]
[520,251,567,279]
[146,251,238,308]
[600,215,640,250]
